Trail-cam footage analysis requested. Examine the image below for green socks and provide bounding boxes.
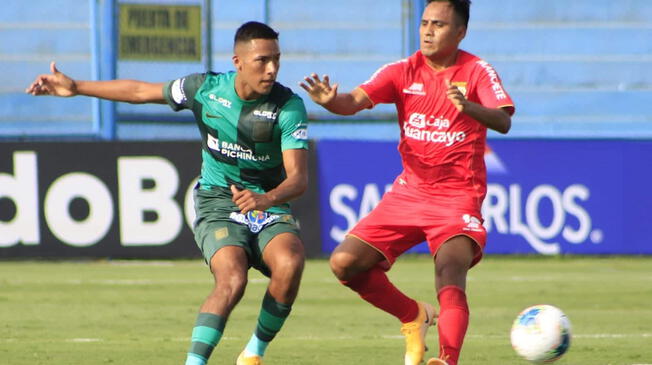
[244,291,292,357]
[185,312,226,365]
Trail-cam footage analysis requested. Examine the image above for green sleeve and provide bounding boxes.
[162,73,207,111]
[278,95,309,151]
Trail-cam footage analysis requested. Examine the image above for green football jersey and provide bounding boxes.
[163,71,309,213]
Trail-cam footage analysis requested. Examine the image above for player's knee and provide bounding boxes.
[271,254,305,280]
[329,252,355,281]
[435,261,468,287]
[213,274,247,300]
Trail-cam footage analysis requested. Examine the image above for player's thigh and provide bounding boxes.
[194,218,254,268]
[255,217,302,276]
[261,231,305,273]
[330,235,387,276]
[425,209,486,268]
[433,235,477,290]
[209,245,249,286]
[347,198,426,269]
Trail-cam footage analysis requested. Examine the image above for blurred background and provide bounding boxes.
[1,0,651,259]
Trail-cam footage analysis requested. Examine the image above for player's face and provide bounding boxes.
[233,38,281,100]
[419,2,466,61]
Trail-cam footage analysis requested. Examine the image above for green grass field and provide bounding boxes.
[1,256,651,365]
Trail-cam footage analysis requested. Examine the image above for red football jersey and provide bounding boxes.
[358,50,515,202]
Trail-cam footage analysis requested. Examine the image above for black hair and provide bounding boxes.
[426,0,471,27]
[234,21,279,45]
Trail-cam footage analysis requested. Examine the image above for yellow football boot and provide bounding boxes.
[426,358,449,365]
[401,301,437,365]
[236,351,263,365]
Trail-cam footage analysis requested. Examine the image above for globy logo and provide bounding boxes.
[482,145,602,255]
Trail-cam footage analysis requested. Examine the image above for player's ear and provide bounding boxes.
[456,25,467,42]
[232,55,241,71]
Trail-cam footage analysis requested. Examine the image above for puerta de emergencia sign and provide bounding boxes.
[119,4,202,62]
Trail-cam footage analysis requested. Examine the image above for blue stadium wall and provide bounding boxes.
[1,1,651,257]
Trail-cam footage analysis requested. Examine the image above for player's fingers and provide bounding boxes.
[235,197,254,213]
[33,84,50,95]
[446,93,461,102]
[322,74,330,86]
[298,82,310,92]
[310,73,322,83]
[230,185,243,201]
[331,83,339,95]
[36,75,57,88]
[234,197,249,210]
[50,61,59,74]
[303,76,316,87]
[234,190,256,206]
[25,82,38,93]
[35,75,48,84]
[446,87,461,96]
[241,199,257,213]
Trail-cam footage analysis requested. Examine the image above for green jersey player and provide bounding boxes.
[27,21,309,365]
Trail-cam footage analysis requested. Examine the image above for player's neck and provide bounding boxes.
[234,75,262,101]
[424,50,459,72]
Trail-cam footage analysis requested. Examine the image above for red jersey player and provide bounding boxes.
[300,1,514,364]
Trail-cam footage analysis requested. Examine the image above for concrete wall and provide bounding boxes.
[1,0,650,138]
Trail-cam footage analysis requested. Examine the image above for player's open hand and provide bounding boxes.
[299,73,338,106]
[230,185,273,214]
[445,79,468,112]
[25,62,77,97]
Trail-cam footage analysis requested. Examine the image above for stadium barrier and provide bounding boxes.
[1,139,650,258]
[318,139,652,255]
[0,141,320,259]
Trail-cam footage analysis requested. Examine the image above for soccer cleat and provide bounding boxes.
[426,358,449,365]
[401,301,436,365]
[236,351,263,365]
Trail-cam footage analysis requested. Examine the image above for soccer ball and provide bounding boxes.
[510,304,571,363]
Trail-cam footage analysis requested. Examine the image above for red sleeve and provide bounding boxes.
[358,60,404,107]
[473,60,515,116]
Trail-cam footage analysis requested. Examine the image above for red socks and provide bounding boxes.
[342,272,469,364]
[437,285,469,365]
[341,267,419,323]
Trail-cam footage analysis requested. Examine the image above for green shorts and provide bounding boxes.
[193,187,300,277]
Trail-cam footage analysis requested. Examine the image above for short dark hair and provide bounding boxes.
[234,21,279,45]
[426,0,471,27]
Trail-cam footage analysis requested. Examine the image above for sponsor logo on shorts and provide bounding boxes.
[214,227,229,241]
[462,214,484,232]
[229,210,280,233]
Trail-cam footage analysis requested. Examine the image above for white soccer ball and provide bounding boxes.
[510,304,571,363]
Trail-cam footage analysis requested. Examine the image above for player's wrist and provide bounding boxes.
[263,191,278,207]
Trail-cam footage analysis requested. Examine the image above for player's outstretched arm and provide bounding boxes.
[299,73,371,116]
[26,61,166,104]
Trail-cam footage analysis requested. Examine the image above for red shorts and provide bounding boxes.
[348,179,486,269]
